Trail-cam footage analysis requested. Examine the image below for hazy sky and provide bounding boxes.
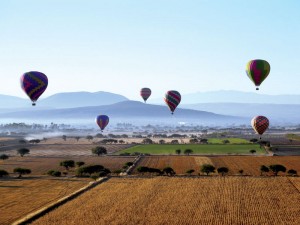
[1,0,300,100]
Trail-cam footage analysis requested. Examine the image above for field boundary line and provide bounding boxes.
[11,177,110,225]
[287,177,300,194]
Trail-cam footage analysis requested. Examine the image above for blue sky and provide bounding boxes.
[0,0,300,100]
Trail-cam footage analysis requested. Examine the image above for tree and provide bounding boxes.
[0,154,9,160]
[217,167,229,176]
[260,165,269,176]
[222,139,230,144]
[137,166,149,174]
[249,138,258,143]
[162,167,175,176]
[91,146,107,156]
[124,162,134,167]
[287,169,297,176]
[175,149,181,155]
[186,169,195,176]
[13,168,31,178]
[119,140,125,144]
[200,139,208,144]
[249,149,256,155]
[189,138,198,144]
[142,138,153,144]
[19,139,27,144]
[75,136,80,142]
[47,170,61,177]
[76,165,105,176]
[86,135,94,141]
[0,169,9,177]
[62,135,67,141]
[29,139,40,144]
[269,164,286,176]
[170,140,179,144]
[17,148,30,157]
[201,164,215,175]
[184,149,193,156]
[76,161,85,167]
[60,160,75,170]
[159,140,165,144]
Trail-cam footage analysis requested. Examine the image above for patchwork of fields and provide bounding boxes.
[31,177,300,225]
[117,144,265,155]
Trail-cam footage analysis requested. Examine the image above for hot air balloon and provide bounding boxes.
[96,115,109,132]
[20,71,48,106]
[164,90,181,114]
[246,59,270,90]
[140,88,151,103]
[251,116,269,139]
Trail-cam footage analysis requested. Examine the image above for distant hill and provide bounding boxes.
[0,94,28,108]
[0,91,128,109]
[181,103,300,125]
[148,90,300,104]
[0,101,247,126]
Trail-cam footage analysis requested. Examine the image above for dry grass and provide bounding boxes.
[0,156,136,175]
[31,177,300,225]
[133,156,300,175]
[0,177,90,225]
[210,156,300,176]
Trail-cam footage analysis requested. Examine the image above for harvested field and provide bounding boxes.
[272,145,300,156]
[133,156,300,175]
[0,177,90,225]
[31,177,300,225]
[210,156,300,176]
[0,156,136,175]
[0,143,133,156]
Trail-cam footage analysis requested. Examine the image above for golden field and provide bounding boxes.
[31,177,300,225]
[0,177,90,225]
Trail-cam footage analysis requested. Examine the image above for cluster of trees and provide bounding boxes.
[175,149,193,155]
[137,166,175,176]
[260,164,297,176]
[0,168,31,178]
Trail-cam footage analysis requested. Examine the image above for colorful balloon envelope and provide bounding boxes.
[140,88,151,103]
[164,90,181,114]
[20,71,48,106]
[96,115,109,131]
[251,116,269,138]
[246,59,270,90]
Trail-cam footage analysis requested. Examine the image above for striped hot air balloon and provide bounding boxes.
[164,90,181,114]
[20,71,48,106]
[251,116,269,139]
[140,88,151,103]
[246,59,270,90]
[96,115,109,132]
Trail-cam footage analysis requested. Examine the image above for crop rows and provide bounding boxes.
[31,177,300,225]
[133,156,300,175]
[0,177,90,225]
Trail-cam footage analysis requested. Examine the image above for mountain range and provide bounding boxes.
[0,90,299,126]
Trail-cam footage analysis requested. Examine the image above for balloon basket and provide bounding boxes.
[32,102,36,106]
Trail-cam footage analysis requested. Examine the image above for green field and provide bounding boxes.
[117,144,266,155]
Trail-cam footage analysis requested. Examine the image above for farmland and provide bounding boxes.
[117,144,265,155]
[0,156,135,175]
[0,177,90,225]
[132,156,300,175]
[31,177,300,225]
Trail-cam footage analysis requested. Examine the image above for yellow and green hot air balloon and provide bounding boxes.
[246,59,270,90]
